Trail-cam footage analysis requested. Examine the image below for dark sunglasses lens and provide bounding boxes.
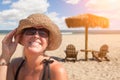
[38,31,49,37]
[26,30,36,35]
[23,28,36,35]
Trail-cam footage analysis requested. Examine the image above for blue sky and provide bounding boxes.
[0,0,120,30]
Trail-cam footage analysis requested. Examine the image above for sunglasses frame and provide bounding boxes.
[22,27,49,38]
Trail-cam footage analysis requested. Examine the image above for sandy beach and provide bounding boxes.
[1,33,120,80]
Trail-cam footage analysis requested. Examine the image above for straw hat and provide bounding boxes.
[16,13,62,50]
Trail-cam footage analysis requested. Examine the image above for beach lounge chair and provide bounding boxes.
[64,44,78,62]
[92,44,110,62]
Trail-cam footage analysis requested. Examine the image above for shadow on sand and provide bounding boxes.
[51,56,98,62]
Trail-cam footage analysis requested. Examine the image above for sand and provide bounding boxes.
[1,33,120,80]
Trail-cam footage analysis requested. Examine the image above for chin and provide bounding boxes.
[28,47,44,54]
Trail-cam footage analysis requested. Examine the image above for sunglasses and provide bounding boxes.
[22,27,49,38]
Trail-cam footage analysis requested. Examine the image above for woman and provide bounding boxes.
[0,13,68,80]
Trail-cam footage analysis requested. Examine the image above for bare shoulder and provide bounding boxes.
[50,58,68,80]
[50,59,65,71]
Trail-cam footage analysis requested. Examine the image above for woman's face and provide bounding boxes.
[20,26,49,54]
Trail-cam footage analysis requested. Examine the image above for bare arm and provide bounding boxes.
[0,58,8,80]
[0,29,19,80]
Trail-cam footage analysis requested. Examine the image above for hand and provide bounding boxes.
[1,29,20,62]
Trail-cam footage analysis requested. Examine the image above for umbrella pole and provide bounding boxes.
[85,26,88,61]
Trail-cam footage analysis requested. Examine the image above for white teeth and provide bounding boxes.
[29,41,41,46]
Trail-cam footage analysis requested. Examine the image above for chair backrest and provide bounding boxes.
[99,44,109,58]
[65,44,78,57]
[66,44,76,51]
[99,44,109,53]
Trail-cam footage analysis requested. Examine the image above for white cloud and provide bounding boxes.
[86,0,120,19]
[86,0,120,11]
[64,0,81,5]
[0,0,67,30]
[0,0,50,30]
[11,0,49,15]
[47,12,67,29]
[2,0,12,4]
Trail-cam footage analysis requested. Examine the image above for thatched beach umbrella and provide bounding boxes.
[65,13,109,61]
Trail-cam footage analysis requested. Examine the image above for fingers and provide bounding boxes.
[2,29,17,43]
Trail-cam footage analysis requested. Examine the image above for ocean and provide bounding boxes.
[0,30,12,34]
[0,29,120,35]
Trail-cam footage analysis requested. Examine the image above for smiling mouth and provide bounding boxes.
[29,41,41,46]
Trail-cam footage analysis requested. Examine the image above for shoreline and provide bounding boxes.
[1,29,120,34]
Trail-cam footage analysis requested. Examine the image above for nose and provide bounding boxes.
[34,31,40,37]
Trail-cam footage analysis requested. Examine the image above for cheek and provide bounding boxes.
[42,38,49,47]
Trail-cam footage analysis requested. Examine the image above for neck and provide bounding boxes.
[23,48,48,70]
[26,56,44,69]
[24,50,47,69]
